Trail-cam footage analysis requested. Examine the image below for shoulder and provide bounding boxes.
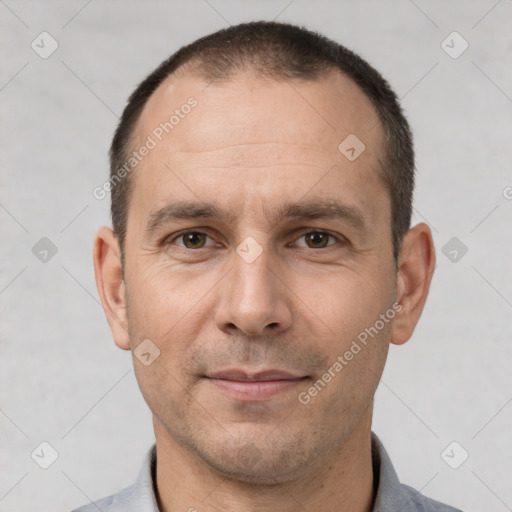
[70,443,158,512]
[370,432,463,512]
[70,482,136,512]
[398,483,463,512]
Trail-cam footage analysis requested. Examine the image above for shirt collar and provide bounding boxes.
[370,432,414,510]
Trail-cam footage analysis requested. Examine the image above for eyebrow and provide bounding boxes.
[145,199,369,234]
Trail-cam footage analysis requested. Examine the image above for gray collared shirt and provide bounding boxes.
[71,433,462,511]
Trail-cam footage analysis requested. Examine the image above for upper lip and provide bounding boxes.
[206,369,307,382]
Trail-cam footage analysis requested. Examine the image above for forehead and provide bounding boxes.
[129,67,388,230]
[136,67,382,152]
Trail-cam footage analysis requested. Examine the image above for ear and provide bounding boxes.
[93,226,131,350]
[391,222,436,345]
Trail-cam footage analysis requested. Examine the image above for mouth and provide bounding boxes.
[204,369,310,401]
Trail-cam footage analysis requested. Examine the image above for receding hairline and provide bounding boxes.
[128,61,387,181]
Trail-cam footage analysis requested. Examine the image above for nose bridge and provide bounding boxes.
[233,240,275,300]
[215,238,292,335]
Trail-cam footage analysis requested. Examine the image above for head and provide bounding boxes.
[94,21,435,484]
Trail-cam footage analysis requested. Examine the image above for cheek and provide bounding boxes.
[294,268,394,400]
[307,316,391,420]
[127,263,205,334]
[131,356,191,434]
[126,266,214,389]
[294,268,392,341]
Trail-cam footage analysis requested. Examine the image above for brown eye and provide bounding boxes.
[180,232,208,249]
[304,232,330,248]
[163,230,219,251]
[293,231,339,249]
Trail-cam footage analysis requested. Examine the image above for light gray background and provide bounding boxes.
[1,1,511,511]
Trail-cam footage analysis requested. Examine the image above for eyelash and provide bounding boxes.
[163,229,346,250]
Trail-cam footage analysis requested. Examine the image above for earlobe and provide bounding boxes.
[93,226,131,350]
[390,223,436,346]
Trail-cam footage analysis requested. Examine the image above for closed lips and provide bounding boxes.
[205,370,309,401]
[206,369,308,381]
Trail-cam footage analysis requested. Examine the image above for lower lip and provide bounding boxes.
[207,378,308,401]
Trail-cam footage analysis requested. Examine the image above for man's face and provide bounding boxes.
[122,68,398,483]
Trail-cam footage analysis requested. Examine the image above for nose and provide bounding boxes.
[214,242,293,337]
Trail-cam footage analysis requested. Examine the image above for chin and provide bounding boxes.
[190,432,324,486]
[205,456,310,486]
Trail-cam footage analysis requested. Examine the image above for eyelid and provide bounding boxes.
[163,229,218,248]
[289,229,345,248]
[163,228,346,249]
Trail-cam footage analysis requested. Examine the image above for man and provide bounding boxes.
[75,21,461,512]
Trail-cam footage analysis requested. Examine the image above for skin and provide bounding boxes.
[94,67,435,512]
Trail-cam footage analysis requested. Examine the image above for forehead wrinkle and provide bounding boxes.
[144,197,370,235]
[162,140,339,171]
[153,140,382,178]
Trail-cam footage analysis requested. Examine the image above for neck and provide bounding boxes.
[153,409,375,512]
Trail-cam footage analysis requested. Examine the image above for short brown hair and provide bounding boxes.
[109,20,415,268]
